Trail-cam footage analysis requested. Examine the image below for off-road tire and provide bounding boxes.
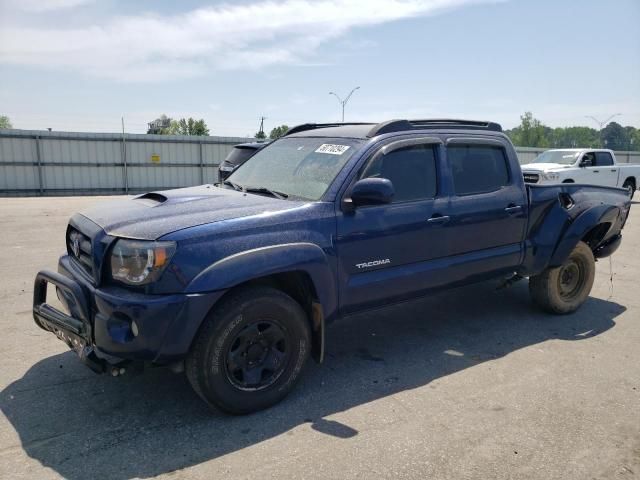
[186,286,310,414]
[529,241,595,314]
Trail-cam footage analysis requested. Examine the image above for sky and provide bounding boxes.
[0,0,638,137]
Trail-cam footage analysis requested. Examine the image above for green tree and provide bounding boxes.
[505,113,640,151]
[0,115,13,129]
[548,126,600,148]
[601,122,627,150]
[168,117,210,136]
[507,112,549,147]
[255,130,267,140]
[623,126,638,151]
[631,128,640,152]
[269,124,289,139]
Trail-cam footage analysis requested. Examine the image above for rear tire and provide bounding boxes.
[529,241,595,314]
[186,286,311,414]
[622,179,635,199]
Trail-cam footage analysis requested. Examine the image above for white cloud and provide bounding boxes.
[1,0,95,13]
[0,0,499,82]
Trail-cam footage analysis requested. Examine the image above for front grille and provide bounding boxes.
[67,226,94,278]
[523,173,540,184]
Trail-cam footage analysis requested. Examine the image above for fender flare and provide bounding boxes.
[549,204,619,267]
[185,243,337,361]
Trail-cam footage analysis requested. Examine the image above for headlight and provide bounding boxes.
[110,239,176,285]
[542,172,560,181]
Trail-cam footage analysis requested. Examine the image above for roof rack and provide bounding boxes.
[284,122,375,137]
[283,119,503,138]
[367,118,502,137]
[367,119,502,137]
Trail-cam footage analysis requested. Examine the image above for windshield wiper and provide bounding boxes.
[222,180,244,192]
[244,186,289,200]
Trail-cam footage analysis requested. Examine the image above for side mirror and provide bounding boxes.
[346,178,394,210]
[580,158,592,167]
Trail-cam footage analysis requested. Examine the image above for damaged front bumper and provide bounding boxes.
[33,255,225,374]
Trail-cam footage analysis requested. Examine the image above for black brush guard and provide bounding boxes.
[33,270,105,373]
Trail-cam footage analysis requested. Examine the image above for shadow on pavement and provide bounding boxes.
[0,281,626,479]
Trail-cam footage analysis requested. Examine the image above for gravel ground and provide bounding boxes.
[0,195,639,480]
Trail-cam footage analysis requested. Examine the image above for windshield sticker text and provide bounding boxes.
[315,144,350,155]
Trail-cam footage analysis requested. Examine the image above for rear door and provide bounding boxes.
[593,151,618,187]
[581,151,607,186]
[441,138,527,275]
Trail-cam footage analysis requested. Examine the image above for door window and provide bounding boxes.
[448,144,510,195]
[582,152,596,166]
[594,152,614,166]
[361,144,437,202]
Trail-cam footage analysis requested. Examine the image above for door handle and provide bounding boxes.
[427,215,450,224]
[593,170,599,173]
[505,205,523,214]
[611,169,617,172]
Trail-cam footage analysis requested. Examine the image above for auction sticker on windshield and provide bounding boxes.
[315,144,350,155]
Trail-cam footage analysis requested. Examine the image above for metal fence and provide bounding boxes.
[1,129,639,197]
[0,129,252,196]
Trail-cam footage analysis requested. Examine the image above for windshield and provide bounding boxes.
[529,150,580,165]
[225,137,363,200]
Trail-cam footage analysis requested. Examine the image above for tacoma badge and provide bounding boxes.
[355,259,391,269]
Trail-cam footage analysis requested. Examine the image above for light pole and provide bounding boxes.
[329,86,360,123]
[585,113,622,147]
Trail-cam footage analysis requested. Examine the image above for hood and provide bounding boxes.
[79,185,306,240]
[522,162,573,172]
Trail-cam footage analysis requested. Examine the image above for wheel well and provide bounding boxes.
[623,177,636,188]
[246,271,319,311]
[582,223,611,250]
[562,179,575,183]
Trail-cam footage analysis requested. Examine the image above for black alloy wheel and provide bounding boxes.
[225,320,290,391]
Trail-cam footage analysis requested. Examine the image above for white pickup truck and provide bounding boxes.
[522,148,639,198]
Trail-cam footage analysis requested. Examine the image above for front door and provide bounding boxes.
[335,139,450,313]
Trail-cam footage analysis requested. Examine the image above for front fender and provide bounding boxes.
[549,204,619,267]
[185,242,337,320]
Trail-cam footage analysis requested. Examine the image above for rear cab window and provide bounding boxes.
[447,144,510,196]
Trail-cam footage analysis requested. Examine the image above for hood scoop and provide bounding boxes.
[133,191,213,207]
[134,192,168,206]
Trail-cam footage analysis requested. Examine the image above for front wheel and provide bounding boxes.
[186,286,311,414]
[529,241,596,314]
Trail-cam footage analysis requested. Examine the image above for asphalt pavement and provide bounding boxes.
[0,196,638,480]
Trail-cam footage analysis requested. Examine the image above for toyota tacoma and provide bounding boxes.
[33,119,632,414]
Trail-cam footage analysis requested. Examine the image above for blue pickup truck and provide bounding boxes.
[33,119,631,414]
